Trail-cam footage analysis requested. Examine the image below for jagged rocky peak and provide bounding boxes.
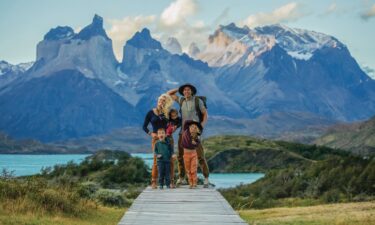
[125,28,162,50]
[199,22,274,67]
[164,37,182,54]
[74,14,110,40]
[0,60,33,76]
[209,23,249,42]
[43,26,75,41]
[188,42,200,58]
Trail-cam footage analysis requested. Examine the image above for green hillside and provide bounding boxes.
[202,135,374,210]
[203,135,348,172]
[315,115,375,156]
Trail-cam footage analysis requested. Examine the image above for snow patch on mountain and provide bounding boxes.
[0,60,34,76]
[198,23,345,66]
[255,24,344,60]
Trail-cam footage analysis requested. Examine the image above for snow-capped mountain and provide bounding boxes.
[205,23,375,121]
[163,37,182,55]
[120,28,248,118]
[0,60,34,88]
[1,15,375,144]
[0,60,33,76]
[198,23,342,67]
[255,24,343,60]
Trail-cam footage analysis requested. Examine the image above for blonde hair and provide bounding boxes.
[158,94,173,119]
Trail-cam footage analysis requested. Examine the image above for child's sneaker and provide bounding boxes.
[204,178,209,188]
[176,177,186,186]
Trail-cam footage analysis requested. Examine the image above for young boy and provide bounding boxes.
[166,109,181,187]
[154,128,175,189]
[181,120,202,188]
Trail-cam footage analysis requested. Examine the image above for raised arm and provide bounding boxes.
[166,88,179,102]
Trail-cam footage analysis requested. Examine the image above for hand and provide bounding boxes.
[157,154,162,158]
[172,154,177,160]
[151,133,157,138]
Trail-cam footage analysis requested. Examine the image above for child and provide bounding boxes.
[181,120,202,188]
[154,128,175,189]
[166,108,181,137]
[166,109,181,188]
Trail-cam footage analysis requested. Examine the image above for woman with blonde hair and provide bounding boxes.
[142,94,174,188]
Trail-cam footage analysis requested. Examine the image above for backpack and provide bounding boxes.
[179,96,207,123]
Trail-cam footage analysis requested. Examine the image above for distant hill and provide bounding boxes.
[314,115,375,156]
[0,132,90,154]
[203,135,348,172]
[51,126,150,153]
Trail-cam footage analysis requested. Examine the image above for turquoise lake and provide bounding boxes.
[0,154,263,189]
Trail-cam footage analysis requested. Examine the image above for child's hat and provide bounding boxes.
[184,120,202,131]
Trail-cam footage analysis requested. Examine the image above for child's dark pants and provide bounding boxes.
[157,161,171,187]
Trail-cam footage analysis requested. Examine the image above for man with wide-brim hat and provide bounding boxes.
[167,83,210,188]
[178,83,197,96]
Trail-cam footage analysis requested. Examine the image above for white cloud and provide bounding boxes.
[361,4,375,20]
[326,3,337,14]
[106,0,211,60]
[160,0,197,27]
[107,15,156,60]
[241,2,304,27]
[211,7,230,27]
[156,20,210,53]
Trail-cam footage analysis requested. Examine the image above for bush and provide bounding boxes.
[322,189,341,203]
[95,189,129,207]
[77,181,100,199]
[0,177,94,216]
[32,188,82,215]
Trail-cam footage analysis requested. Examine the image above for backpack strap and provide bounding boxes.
[179,97,185,106]
[178,97,185,115]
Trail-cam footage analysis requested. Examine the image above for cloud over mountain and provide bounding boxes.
[241,2,305,27]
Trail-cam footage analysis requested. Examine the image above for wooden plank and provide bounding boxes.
[118,185,247,225]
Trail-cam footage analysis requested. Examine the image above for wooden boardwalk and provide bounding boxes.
[118,185,248,225]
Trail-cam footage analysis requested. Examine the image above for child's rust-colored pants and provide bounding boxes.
[151,135,175,187]
[183,149,198,186]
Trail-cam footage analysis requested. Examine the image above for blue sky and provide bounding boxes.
[0,0,374,75]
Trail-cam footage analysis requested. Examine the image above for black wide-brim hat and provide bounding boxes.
[178,83,197,96]
[183,120,202,132]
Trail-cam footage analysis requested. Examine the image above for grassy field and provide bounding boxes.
[0,206,125,225]
[239,201,375,225]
